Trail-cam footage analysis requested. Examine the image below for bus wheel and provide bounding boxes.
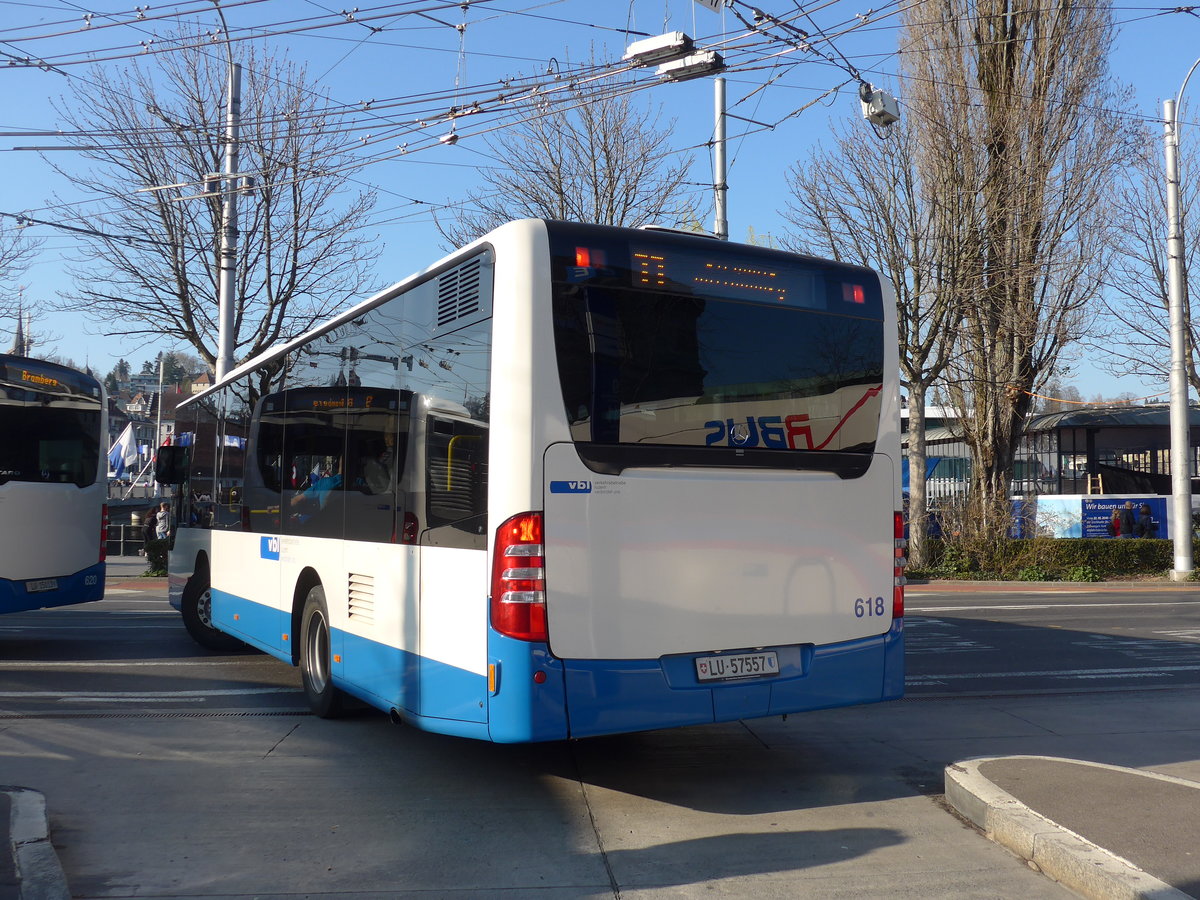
[300,585,346,718]
[181,570,243,652]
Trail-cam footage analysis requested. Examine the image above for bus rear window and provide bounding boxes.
[0,406,101,486]
[549,230,885,462]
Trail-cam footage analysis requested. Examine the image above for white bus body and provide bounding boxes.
[165,220,903,742]
[0,355,107,614]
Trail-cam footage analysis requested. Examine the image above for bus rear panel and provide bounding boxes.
[0,355,107,614]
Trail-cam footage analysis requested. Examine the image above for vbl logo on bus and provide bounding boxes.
[705,415,815,449]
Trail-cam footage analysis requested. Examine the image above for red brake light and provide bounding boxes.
[491,512,547,642]
[893,511,906,618]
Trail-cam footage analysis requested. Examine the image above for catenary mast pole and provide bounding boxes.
[1164,91,1195,578]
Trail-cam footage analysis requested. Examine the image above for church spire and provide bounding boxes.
[10,299,26,357]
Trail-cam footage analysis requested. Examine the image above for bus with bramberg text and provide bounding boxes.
[159,219,904,742]
[0,354,107,614]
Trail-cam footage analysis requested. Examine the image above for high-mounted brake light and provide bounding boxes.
[575,247,606,268]
[844,283,866,304]
[491,512,547,642]
[893,511,907,619]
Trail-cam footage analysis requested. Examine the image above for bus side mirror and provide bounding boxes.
[155,446,190,485]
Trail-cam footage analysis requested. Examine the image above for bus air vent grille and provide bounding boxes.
[348,573,376,622]
[437,257,482,326]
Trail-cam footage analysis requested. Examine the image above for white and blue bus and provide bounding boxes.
[0,355,107,614]
[161,219,904,742]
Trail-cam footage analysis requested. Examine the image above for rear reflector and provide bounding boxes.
[100,504,108,563]
[491,512,547,642]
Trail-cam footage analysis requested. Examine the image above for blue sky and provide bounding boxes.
[2,0,1199,401]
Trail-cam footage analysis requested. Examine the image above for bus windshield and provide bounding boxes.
[549,224,885,468]
[0,360,103,487]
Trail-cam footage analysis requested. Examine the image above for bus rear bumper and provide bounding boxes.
[560,623,904,739]
[0,562,105,614]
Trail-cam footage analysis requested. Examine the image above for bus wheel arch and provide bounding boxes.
[298,580,347,718]
[180,553,243,652]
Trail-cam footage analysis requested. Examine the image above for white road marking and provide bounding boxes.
[0,687,300,701]
[906,662,1200,685]
[0,659,276,669]
[908,601,1200,612]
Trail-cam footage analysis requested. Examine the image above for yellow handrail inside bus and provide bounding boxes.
[445,435,481,491]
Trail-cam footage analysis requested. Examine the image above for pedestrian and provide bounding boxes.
[1134,503,1156,538]
[155,501,172,540]
[1107,508,1121,538]
[142,506,157,550]
[1119,501,1136,539]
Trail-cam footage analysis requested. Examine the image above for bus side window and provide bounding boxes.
[214,395,248,530]
[425,416,487,549]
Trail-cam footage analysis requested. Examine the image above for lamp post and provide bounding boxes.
[1162,61,1199,578]
[213,5,240,382]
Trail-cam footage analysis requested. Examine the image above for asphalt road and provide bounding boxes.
[906,583,1200,695]
[2,571,1198,898]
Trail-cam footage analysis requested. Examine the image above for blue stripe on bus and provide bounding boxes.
[339,629,487,725]
[208,587,493,730]
[487,633,569,743]
[203,586,902,743]
[211,587,288,658]
[0,562,105,614]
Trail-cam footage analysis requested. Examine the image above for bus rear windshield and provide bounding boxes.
[549,227,885,471]
[0,405,101,486]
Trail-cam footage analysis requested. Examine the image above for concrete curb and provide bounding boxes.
[944,757,1192,900]
[3,788,69,900]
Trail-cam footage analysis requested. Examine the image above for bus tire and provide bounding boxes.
[300,585,346,718]
[181,569,244,652]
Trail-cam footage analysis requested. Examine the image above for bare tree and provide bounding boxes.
[435,72,697,246]
[1035,381,1084,412]
[783,120,962,567]
[48,32,379,375]
[0,221,42,337]
[1097,124,1200,395]
[903,0,1133,531]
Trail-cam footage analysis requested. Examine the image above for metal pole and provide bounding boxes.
[713,76,728,240]
[154,352,164,499]
[216,62,241,381]
[1164,96,1195,578]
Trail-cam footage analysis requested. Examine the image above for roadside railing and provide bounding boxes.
[106,524,148,558]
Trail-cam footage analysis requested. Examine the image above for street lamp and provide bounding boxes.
[212,4,240,382]
[1162,62,1198,579]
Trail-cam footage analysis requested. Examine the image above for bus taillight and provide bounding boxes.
[100,504,108,563]
[893,511,907,619]
[491,512,547,642]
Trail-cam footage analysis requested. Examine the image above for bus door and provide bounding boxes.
[417,407,488,724]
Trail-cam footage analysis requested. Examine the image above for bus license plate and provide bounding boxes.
[25,579,59,593]
[695,651,779,682]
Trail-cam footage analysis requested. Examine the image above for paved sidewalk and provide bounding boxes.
[946,756,1200,900]
[1,787,69,900]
